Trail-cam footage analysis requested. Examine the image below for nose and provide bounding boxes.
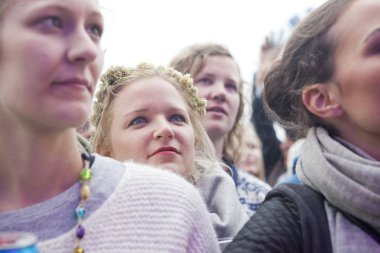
[67,28,99,64]
[153,119,175,140]
[209,82,226,103]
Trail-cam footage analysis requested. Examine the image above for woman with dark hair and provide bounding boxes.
[225,0,380,252]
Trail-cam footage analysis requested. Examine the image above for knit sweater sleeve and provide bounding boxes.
[38,160,220,253]
[223,195,302,253]
[184,183,222,253]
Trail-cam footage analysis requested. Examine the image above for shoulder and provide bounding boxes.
[224,188,302,253]
[237,169,271,191]
[92,154,206,209]
[196,163,236,194]
[121,160,210,212]
[91,153,126,170]
[232,169,271,216]
[222,184,333,253]
[267,184,325,212]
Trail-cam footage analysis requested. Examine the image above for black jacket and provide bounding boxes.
[223,184,332,253]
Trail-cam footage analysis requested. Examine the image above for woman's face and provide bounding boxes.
[193,56,241,142]
[0,0,104,130]
[329,0,380,149]
[237,129,263,177]
[109,77,196,176]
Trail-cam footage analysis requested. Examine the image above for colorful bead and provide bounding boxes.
[74,246,84,253]
[74,153,92,253]
[80,184,90,201]
[75,207,86,220]
[76,225,85,239]
[80,168,92,181]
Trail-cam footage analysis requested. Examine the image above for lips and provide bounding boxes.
[150,146,180,157]
[206,106,227,115]
[53,78,92,93]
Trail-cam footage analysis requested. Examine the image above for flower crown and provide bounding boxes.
[92,63,207,128]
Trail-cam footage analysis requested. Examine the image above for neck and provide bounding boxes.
[211,137,225,160]
[0,126,84,211]
[337,127,380,161]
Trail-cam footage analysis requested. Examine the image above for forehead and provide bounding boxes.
[117,77,189,110]
[330,0,380,50]
[3,0,101,17]
[200,56,240,80]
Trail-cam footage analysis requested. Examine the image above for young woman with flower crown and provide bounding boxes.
[0,0,219,252]
[91,63,249,249]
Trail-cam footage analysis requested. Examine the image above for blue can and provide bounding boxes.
[0,232,39,253]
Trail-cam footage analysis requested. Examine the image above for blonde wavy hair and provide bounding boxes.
[170,43,245,163]
[91,63,220,184]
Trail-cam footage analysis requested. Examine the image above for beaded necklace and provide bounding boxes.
[74,152,93,253]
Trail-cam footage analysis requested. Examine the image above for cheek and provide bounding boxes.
[183,129,195,159]
[185,130,196,152]
[109,124,135,160]
[194,86,209,99]
[230,94,241,117]
[92,50,105,78]
[112,136,140,162]
[185,145,195,175]
[253,149,262,159]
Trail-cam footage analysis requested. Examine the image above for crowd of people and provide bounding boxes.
[0,0,379,252]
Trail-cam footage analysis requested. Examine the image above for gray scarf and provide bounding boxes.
[297,127,380,234]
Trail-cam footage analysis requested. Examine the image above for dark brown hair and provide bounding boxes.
[264,0,355,137]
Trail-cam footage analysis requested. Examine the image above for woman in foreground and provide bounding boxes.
[0,1,219,252]
[225,0,380,252]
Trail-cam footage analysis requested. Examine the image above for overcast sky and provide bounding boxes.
[99,0,327,84]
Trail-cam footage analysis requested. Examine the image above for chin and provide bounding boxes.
[205,124,229,137]
[59,107,90,125]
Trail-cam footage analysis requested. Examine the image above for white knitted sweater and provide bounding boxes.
[32,156,219,252]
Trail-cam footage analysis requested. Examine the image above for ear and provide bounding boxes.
[302,83,343,119]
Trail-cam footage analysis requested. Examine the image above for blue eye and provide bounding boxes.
[88,24,103,39]
[44,16,63,29]
[129,117,147,126]
[170,114,186,123]
[225,82,237,92]
[195,77,213,86]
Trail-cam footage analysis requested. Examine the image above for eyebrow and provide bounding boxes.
[123,108,149,118]
[364,27,380,42]
[122,106,188,118]
[30,4,103,22]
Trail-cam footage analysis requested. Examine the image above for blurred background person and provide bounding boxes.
[235,122,265,181]
[250,11,312,186]
[276,129,303,185]
[171,43,271,217]
[250,35,286,186]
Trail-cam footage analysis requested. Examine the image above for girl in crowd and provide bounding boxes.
[225,0,380,252]
[0,0,219,252]
[236,122,265,181]
[91,63,248,246]
[170,43,271,216]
